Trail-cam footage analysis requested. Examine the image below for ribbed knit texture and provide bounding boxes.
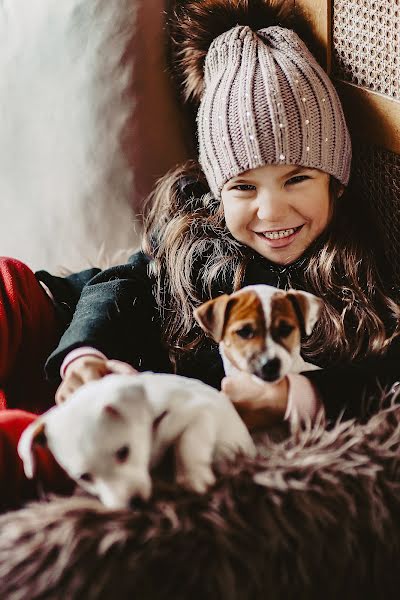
[198,25,352,198]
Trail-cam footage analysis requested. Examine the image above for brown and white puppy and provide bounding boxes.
[194,284,322,383]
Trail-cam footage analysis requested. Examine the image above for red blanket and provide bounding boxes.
[0,258,73,510]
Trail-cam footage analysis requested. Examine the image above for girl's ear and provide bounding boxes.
[330,176,345,199]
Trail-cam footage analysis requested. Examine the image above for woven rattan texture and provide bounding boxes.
[332,0,400,100]
[352,141,400,287]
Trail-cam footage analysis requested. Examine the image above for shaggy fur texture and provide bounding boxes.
[1,404,400,599]
[170,0,322,104]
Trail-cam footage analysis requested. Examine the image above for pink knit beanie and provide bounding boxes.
[197,25,352,198]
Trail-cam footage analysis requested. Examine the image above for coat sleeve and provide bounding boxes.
[302,336,400,423]
[35,267,102,326]
[44,252,172,382]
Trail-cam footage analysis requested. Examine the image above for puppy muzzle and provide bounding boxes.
[97,471,153,509]
[255,357,282,382]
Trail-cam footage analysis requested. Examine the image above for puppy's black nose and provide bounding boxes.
[260,358,281,382]
[129,496,146,511]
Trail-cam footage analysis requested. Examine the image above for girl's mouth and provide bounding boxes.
[255,225,303,248]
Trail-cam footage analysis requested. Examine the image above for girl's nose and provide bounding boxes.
[256,191,286,221]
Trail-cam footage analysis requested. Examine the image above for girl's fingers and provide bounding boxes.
[54,387,64,404]
[56,360,138,404]
[55,381,78,404]
[222,374,268,404]
[222,377,243,402]
[105,360,138,375]
[55,370,91,404]
[80,365,107,383]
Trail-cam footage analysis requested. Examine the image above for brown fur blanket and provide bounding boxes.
[1,405,400,600]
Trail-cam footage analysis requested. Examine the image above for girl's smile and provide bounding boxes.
[221,164,332,265]
[255,225,304,248]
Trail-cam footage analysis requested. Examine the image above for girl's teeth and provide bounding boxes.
[263,228,295,240]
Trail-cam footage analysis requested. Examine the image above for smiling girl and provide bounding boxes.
[221,165,334,264]
[0,0,400,508]
[39,0,400,415]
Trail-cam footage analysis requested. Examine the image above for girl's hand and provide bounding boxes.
[221,372,289,431]
[55,356,138,404]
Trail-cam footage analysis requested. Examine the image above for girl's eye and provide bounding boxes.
[286,175,309,185]
[232,184,255,192]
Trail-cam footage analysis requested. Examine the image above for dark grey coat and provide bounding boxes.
[36,250,400,424]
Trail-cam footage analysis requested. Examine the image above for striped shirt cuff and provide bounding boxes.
[60,347,108,379]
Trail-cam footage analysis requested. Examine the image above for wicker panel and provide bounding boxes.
[351,141,400,286]
[332,0,400,100]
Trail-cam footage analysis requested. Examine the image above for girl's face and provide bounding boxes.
[221,164,333,265]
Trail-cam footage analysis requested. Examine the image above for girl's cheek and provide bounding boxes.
[227,212,245,233]
[224,215,242,240]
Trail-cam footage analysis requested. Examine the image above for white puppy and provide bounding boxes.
[18,372,255,509]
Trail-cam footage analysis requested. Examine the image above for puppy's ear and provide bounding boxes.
[102,381,148,419]
[287,290,323,336]
[17,420,47,479]
[193,294,233,342]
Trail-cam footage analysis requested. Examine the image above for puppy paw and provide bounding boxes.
[177,464,216,494]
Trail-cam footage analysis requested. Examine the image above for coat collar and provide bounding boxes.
[244,236,324,290]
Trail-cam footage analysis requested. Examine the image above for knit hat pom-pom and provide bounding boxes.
[171,0,293,104]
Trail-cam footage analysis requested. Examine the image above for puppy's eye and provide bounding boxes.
[115,445,130,463]
[276,320,294,338]
[235,324,255,339]
[80,473,93,483]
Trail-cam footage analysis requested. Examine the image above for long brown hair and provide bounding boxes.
[142,160,400,369]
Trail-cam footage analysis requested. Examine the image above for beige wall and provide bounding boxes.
[125,0,190,214]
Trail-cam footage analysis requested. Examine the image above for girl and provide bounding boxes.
[1,0,400,509]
